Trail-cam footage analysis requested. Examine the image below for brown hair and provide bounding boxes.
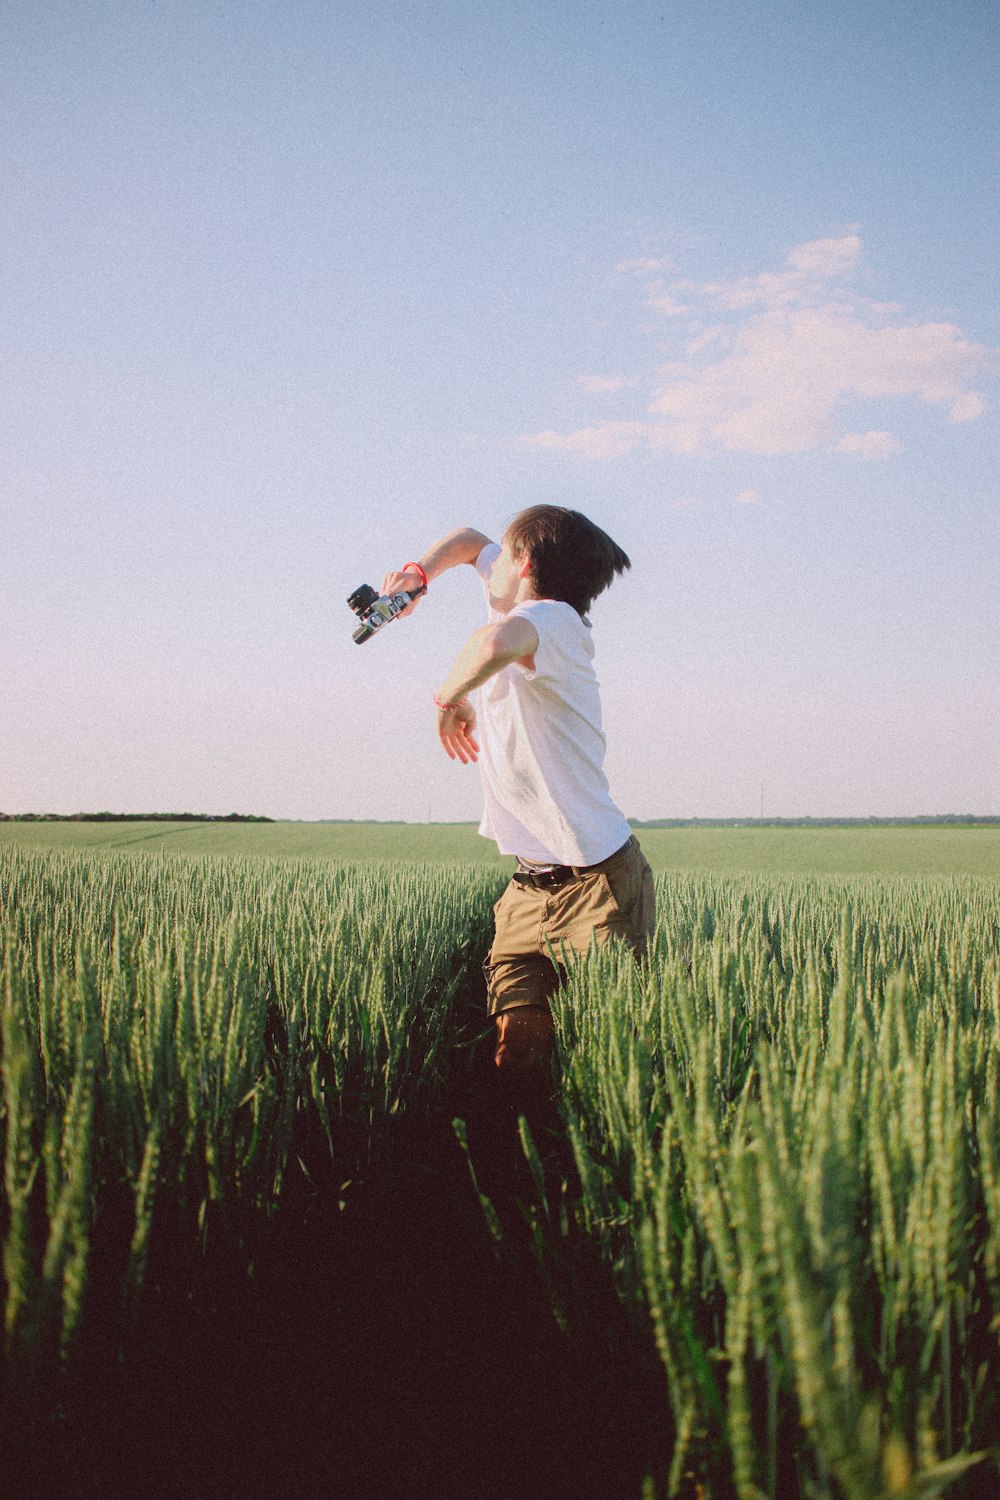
[504,506,631,616]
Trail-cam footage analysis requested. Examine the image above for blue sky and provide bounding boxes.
[3,0,997,822]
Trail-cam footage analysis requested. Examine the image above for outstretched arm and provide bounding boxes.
[381,527,493,606]
[433,616,539,764]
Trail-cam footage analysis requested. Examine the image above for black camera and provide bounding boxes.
[347,582,425,644]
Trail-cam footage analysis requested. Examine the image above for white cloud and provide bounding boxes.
[734,487,759,504]
[787,235,861,276]
[836,430,902,460]
[948,392,985,422]
[523,235,992,462]
[645,292,688,317]
[523,422,650,461]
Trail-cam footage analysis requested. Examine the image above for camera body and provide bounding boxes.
[347,582,425,644]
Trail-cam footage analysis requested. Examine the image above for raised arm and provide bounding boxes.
[381,527,493,602]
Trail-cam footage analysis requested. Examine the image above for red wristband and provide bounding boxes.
[402,561,428,590]
[433,695,463,713]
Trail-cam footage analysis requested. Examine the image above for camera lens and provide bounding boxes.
[348,584,378,615]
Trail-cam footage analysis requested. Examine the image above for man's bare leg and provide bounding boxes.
[493,1006,555,1073]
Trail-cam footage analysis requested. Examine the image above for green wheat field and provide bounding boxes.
[1,823,998,1498]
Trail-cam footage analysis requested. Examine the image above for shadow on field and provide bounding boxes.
[6,998,659,1500]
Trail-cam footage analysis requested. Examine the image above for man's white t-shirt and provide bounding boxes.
[473,543,632,866]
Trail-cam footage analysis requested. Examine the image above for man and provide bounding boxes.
[381,506,655,1083]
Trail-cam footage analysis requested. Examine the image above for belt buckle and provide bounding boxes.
[516,864,566,889]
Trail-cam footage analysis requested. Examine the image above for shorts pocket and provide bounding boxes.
[491,877,544,962]
[598,848,655,952]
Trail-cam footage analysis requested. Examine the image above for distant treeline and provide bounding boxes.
[0,812,274,823]
[629,815,1000,828]
[2,812,995,828]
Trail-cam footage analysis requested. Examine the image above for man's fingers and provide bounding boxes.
[381,569,419,593]
[438,727,461,762]
[436,700,478,764]
[380,570,422,616]
[451,731,475,764]
[438,728,478,764]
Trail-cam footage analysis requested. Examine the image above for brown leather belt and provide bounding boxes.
[512,836,633,890]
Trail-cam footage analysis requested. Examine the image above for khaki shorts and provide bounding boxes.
[484,835,656,1016]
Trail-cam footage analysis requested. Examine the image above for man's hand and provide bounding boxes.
[436,698,479,763]
[380,569,425,619]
